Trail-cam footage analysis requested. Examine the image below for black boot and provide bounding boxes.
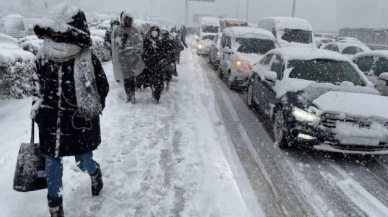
[48,196,64,217]
[90,162,103,196]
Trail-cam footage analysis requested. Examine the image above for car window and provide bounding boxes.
[271,55,283,79]
[355,56,374,72]
[323,45,332,51]
[374,58,388,77]
[332,45,339,52]
[263,54,274,65]
[281,29,312,44]
[235,38,275,54]
[221,34,226,48]
[288,60,365,86]
[342,46,363,55]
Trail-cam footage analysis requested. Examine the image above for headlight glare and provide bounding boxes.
[292,107,321,123]
[236,60,242,67]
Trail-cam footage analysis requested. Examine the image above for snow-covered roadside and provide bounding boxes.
[0,46,259,216]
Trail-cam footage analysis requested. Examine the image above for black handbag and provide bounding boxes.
[13,120,47,192]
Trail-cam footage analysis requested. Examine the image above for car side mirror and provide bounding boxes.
[265,71,277,82]
[378,72,388,85]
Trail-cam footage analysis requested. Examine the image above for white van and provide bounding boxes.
[197,17,220,55]
[4,14,28,38]
[200,17,220,36]
[258,17,315,48]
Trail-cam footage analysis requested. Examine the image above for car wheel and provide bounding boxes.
[247,82,256,109]
[274,109,288,149]
[227,71,233,90]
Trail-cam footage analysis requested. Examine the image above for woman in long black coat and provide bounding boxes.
[31,4,109,217]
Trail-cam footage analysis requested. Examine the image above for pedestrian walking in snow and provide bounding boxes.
[112,11,145,103]
[32,4,109,217]
[104,17,120,54]
[180,24,187,45]
[143,25,164,103]
[159,28,176,91]
[171,27,188,64]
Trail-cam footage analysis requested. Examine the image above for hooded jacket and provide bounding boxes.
[32,4,109,158]
[111,12,145,80]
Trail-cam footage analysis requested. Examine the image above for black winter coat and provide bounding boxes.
[33,54,109,158]
[158,37,176,64]
[32,6,109,158]
[143,36,162,69]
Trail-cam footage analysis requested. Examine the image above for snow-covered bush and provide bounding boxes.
[20,40,43,55]
[91,35,111,62]
[0,47,35,99]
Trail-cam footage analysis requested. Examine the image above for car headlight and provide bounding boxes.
[236,60,242,67]
[292,107,321,123]
[198,44,204,49]
[217,51,220,56]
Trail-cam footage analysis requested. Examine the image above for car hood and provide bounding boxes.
[200,39,213,46]
[313,91,388,120]
[235,52,264,65]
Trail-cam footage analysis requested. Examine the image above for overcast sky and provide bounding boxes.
[2,0,388,31]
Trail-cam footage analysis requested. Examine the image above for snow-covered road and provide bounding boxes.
[3,38,388,217]
[0,45,263,216]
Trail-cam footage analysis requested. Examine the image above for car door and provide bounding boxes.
[372,57,388,96]
[261,55,283,116]
[252,54,273,106]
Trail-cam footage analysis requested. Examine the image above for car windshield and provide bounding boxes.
[202,35,215,41]
[235,37,275,54]
[323,35,334,39]
[281,29,313,44]
[202,25,219,33]
[356,56,374,72]
[342,46,363,55]
[288,59,365,86]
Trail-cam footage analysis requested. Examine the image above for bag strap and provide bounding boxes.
[31,119,35,144]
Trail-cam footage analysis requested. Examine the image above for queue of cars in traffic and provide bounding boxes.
[196,16,388,155]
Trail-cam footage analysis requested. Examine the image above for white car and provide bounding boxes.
[218,27,277,89]
[248,47,388,154]
[353,50,388,96]
[197,34,216,56]
[323,42,370,59]
[314,33,335,40]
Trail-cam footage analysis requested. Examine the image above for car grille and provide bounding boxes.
[321,114,372,129]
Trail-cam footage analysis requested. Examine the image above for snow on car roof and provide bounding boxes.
[261,17,312,31]
[268,47,350,62]
[201,17,220,25]
[353,50,388,60]
[5,14,24,19]
[326,42,370,52]
[226,27,275,40]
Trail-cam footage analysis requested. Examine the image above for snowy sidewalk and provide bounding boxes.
[0,47,262,216]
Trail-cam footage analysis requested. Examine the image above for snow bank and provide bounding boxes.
[0,47,34,63]
[0,33,19,45]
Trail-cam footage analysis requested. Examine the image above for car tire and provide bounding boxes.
[273,109,289,149]
[247,82,256,110]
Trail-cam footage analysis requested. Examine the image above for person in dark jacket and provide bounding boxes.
[159,28,175,91]
[171,27,187,64]
[180,25,187,45]
[32,4,109,217]
[142,25,164,103]
[104,17,120,53]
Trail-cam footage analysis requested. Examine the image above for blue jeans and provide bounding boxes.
[46,152,97,200]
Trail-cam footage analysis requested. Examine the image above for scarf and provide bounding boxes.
[39,40,101,120]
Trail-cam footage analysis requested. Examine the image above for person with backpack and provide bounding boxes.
[32,4,109,217]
